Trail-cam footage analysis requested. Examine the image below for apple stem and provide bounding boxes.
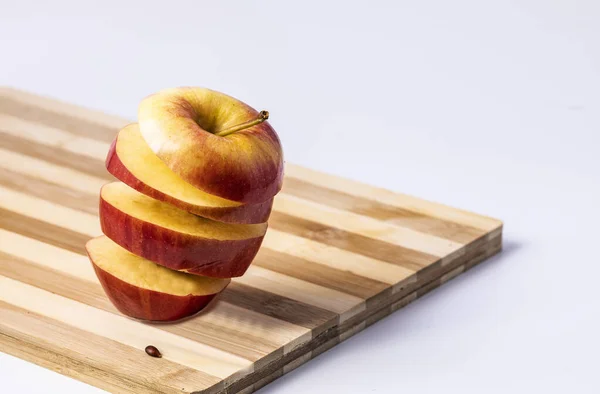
[215,110,269,137]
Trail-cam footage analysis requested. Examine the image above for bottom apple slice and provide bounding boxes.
[86,236,230,322]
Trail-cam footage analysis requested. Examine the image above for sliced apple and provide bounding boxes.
[86,236,230,321]
[138,87,284,204]
[106,124,273,224]
[100,182,267,278]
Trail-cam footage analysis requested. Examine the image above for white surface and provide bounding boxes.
[1,1,599,393]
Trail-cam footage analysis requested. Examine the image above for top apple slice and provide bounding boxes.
[106,123,273,224]
[138,87,284,204]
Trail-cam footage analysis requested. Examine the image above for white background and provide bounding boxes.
[1,1,599,393]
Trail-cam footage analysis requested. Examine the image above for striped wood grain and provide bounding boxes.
[0,87,503,394]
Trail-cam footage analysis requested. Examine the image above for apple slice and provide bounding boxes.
[106,124,273,224]
[138,87,284,204]
[86,236,230,321]
[100,182,267,278]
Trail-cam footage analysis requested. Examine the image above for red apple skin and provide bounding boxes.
[138,88,284,204]
[105,138,274,224]
[99,197,265,278]
[91,260,222,322]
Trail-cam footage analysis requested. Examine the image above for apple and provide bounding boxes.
[106,123,273,224]
[100,182,267,278]
[138,87,284,204]
[86,236,230,321]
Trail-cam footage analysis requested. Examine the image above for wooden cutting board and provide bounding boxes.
[0,87,503,394]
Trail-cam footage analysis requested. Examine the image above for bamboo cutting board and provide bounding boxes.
[0,87,503,394]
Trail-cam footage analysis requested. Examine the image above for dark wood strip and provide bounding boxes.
[0,130,111,180]
[0,207,88,255]
[268,211,436,271]
[221,282,336,330]
[253,248,388,299]
[0,95,117,143]
[0,251,281,362]
[0,168,99,215]
[283,177,485,244]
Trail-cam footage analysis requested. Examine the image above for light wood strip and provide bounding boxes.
[0,168,98,215]
[0,276,252,379]
[274,194,464,255]
[0,302,223,394]
[0,87,128,129]
[0,90,120,143]
[285,164,503,232]
[0,185,100,236]
[0,207,89,255]
[0,130,109,180]
[0,148,106,193]
[0,230,310,363]
[263,229,412,285]
[0,229,95,281]
[0,113,107,161]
